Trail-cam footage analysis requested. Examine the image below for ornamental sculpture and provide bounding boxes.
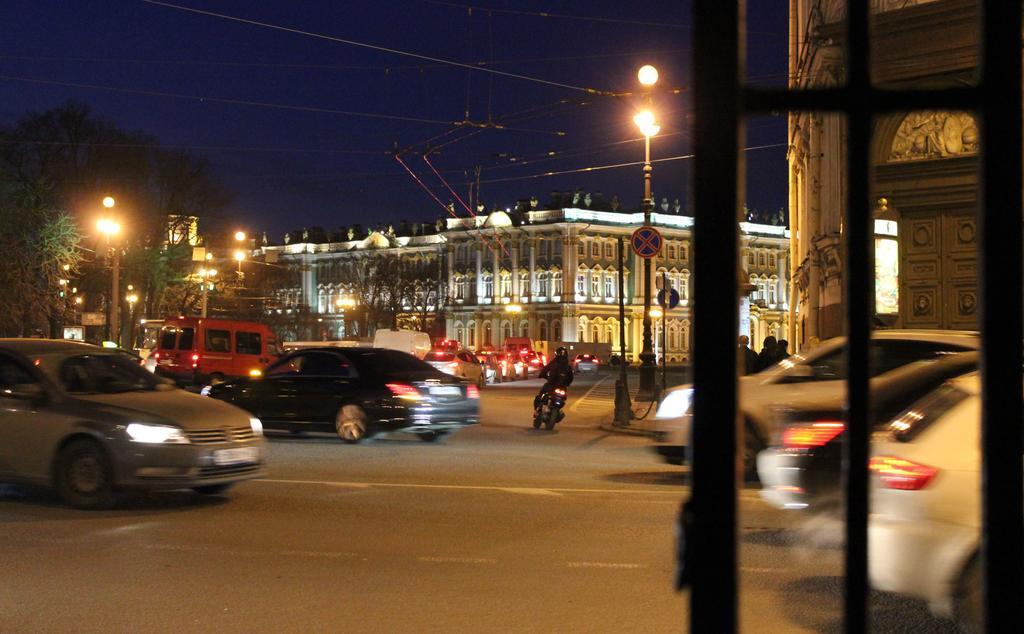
[889,111,978,162]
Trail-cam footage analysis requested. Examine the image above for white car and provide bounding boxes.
[868,372,985,630]
[574,354,600,374]
[425,350,486,388]
[653,330,979,473]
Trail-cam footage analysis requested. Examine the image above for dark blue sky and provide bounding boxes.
[0,1,788,237]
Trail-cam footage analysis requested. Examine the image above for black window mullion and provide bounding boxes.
[979,1,1024,630]
[843,2,872,632]
[690,1,741,632]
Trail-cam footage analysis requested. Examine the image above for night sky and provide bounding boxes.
[1,1,788,237]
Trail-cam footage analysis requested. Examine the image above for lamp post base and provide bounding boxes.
[613,378,633,426]
[636,354,660,401]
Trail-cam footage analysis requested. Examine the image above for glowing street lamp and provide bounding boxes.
[634,65,662,398]
[198,267,218,317]
[96,198,123,345]
[234,249,246,273]
[637,64,659,87]
[102,196,116,209]
[234,230,247,242]
[504,303,523,314]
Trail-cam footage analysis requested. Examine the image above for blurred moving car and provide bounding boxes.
[153,317,279,385]
[425,349,486,388]
[0,339,265,509]
[476,351,524,383]
[757,351,978,510]
[207,347,479,442]
[654,330,979,473]
[574,354,599,374]
[868,372,987,631]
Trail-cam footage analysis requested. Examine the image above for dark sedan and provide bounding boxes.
[206,347,479,442]
[757,351,978,511]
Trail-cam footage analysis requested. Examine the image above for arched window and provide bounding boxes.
[682,242,690,262]
[747,251,755,267]
[759,274,769,301]
[552,320,562,341]
[669,323,679,350]
[577,241,586,256]
[591,241,601,259]
[768,275,778,305]
[750,274,760,301]
[468,322,477,347]
[591,271,601,297]
[668,244,677,260]
[519,271,529,297]
[592,324,601,343]
[502,321,513,343]
[606,324,616,347]
[576,270,587,296]
[538,272,549,297]
[483,322,492,346]
[483,274,494,299]
[499,273,512,298]
[759,252,767,267]
[454,275,465,299]
[769,252,777,268]
[604,274,615,298]
[538,320,548,341]
[551,272,562,297]
[455,322,465,345]
[682,320,691,351]
[604,242,613,259]
[680,272,691,301]
[539,239,549,259]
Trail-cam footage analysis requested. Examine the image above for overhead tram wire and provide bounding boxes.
[476,143,788,185]
[0,75,457,126]
[141,0,625,97]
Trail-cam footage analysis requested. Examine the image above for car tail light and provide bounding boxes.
[869,455,939,490]
[553,388,566,396]
[153,352,160,360]
[781,421,845,448]
[386,383,423,400]
[466,384,480,399]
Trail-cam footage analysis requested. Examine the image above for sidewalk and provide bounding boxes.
[598,399,662,437]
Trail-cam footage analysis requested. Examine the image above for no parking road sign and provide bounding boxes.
[631,226,663,258]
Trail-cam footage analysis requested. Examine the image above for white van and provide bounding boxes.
[372,329,432,359]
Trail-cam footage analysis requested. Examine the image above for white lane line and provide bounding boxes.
[566,562,647,569]
[570,377,611,412]
[418,556,497,564]
[256,478,685,496]
[499,487,562,496]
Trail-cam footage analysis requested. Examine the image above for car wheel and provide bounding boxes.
[742,420,763,482]
[955,557,982,633]
[417,431,447,442]
[336,404,368,443]
[193,483,235,495]
[55,439,116,510]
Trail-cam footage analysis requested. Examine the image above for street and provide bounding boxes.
[0,372,956,633]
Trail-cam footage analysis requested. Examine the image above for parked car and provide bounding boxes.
[654,330,979,474]
[757,351,978,511]
[425,349,486,388]
[372,328,432,359]
[0,339,265,509]
[206,347,479,442]
[868,372,987,631]
[503,337,541,376]
[476,351,525,383]
[153,317,279,385]
[574,354,600,374]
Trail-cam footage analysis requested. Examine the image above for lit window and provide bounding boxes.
[604,243,613,259]
[604,275,615,297]
[591,273,601,297]
[538,273,549,297]
[576,273,586,296]
[577,241,586,256]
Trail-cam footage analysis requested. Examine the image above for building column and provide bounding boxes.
[511,242,520,301]
[492,245,501,302]
[475,245,484,300]
[491,314,501,348]
[528,237,537,302]
[446,244,455,295]
[301,254,318,311]
[563,230,578,299]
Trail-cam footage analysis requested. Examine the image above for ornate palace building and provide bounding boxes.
[255,204,790,360]
[788,0,979,347]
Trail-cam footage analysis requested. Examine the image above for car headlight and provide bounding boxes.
[656,388,693,419]
[249,417,263,437]
[199,385,212,396]
[126,423,189,444]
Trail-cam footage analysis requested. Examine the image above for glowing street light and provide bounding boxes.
[633,110,661,138]
[102,196,116,209]
[234,249,246,273]
[637,64,659,87]
[648,307,664,319]
[96,218,121,237]
[504,303,523,314]
[96,199,123,345]
[234,231,247,242]
[336,297,357,310]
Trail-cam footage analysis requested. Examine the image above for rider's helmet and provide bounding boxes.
[555,347,568,359]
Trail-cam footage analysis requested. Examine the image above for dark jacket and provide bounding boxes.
[741,346,759,375]
[539,358,574,387]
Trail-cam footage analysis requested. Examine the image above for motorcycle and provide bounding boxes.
[533,386,567,430]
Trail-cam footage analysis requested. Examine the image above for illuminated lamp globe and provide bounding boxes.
[637,65,659,86]
[102,196,116,208]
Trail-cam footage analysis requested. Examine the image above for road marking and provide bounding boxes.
[499,487,562,496]
[418,556,496,564]
[567,562,646,569]
[571,376,616,413]
[256,478,685,496]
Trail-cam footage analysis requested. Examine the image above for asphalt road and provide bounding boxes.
[0,373,958,633]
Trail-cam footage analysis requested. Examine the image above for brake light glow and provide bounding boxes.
[386,383,423,400]
[191,354,200,362]
[869,456,939,490]
[153,352,160,360]
[466,384,480,399]
[782,421,845,448]
[554,388,566,396]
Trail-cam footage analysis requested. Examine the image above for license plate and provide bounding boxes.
[213,447,258,466]
[429,386,460,396]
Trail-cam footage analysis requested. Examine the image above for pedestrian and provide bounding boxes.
[776,339,791,361]
[757,335,778,371]
[738,335,759,375]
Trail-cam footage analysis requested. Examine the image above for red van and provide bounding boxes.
[153,317,279,384]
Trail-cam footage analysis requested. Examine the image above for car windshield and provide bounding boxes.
[55,354,164,394]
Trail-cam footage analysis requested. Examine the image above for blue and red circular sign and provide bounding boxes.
[631,226,663,258]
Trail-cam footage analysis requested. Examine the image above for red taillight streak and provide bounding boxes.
[553,388,566,396]
[869,456,939,490]
[386,382,420,398]
[782,421,845,448]
[466,384,480,399]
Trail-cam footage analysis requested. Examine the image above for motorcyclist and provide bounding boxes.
[534,347,574,416]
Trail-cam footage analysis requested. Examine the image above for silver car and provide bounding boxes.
[0,339,265,509]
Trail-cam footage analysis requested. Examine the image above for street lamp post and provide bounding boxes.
[199,267,217,318]
[635,65,662,399]
[97,198,121,345]
[126,290,138,348]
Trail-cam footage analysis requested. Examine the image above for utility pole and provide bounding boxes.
[614,235,633,425]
